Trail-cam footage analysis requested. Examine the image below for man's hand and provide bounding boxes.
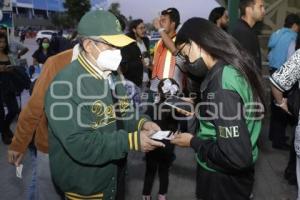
[171,133,194,147]
[8,150,24,166]
[140,130,165,152]
[153,17,162,30]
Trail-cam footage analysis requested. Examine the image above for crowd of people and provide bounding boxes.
[0,0,300,199]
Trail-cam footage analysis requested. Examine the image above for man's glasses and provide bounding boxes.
[92,39,120,50]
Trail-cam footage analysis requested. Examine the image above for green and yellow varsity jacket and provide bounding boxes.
[45,53,149,200]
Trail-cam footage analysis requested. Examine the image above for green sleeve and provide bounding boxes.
[45,83,141,166]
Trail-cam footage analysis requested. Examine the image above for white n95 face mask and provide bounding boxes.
[93,43,122,71]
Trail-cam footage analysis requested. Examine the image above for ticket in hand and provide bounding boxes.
[150,131,175,140]
[16,164,23,179]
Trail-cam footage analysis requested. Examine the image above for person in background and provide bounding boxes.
[268,14,300,151]
[275,32,300,186]
[0,33,19,145]
[142,78,183,200]
[268,13,300,72]
[29,37,54,80]
[50,30,72,54]
[32,37,54,66]
[127,19,151,92]
[172,18,265,200]
[0,25,29,60]
[150,8,185,103]
[269,50,300,199]
[20,30,26,43]
[120,18,146,89]
[208,7,229,31]
[232,0,265,72]
[8,49,74,200]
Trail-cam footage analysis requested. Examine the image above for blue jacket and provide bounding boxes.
[268,28,297,69]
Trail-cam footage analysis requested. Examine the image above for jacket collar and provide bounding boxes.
[78,52,111,79]
[200,60,225,93]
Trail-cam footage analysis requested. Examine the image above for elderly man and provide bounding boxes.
[44,10,164,200]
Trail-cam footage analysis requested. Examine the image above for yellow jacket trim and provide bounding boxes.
[134,131,139,151]
[78,54,102,80]
[128,132,133,150]
[65,192,103,199]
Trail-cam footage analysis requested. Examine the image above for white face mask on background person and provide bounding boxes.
[92,43,122,71]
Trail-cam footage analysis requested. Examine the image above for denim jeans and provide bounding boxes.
[27,146,37,200]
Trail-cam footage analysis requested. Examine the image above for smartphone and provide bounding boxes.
[164,96,193,114]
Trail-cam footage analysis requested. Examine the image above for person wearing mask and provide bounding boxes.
[44,10,164,199]
[269,50,300,199]
[268,14,300,150]
[0,33,19,145]
[208,7,229,31]
[32,37,54,65]
[171,18,265,200]
[232,0,265,72]
[0,25,29,60]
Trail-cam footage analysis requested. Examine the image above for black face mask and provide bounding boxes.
[186,57,208,79]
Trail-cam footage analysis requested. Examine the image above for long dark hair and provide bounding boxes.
[0,33,10,55]
[208,7,226,24]
[38,37,51,52]
[175,18,266,110]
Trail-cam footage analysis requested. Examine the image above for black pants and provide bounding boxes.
[285,125,297,181]
[0,92,19,133]
[269,101,291,146]
[115,157,127,200]
[268,67,291,147]
[142,146,174,195]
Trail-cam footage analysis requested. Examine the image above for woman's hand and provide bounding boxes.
[171,133,194,147]
[276,98,292,115]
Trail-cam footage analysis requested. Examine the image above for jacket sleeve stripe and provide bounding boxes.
[134,131,139,151]
[128,133,133,150]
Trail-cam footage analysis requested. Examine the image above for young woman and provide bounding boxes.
[0,33,19,144]
[30,37,54,79]
[171,18,266,200]
[32,37,53,65]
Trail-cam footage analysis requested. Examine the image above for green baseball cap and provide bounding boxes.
[77,10,134,47]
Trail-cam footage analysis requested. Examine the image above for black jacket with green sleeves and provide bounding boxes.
[45,53,149,200]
